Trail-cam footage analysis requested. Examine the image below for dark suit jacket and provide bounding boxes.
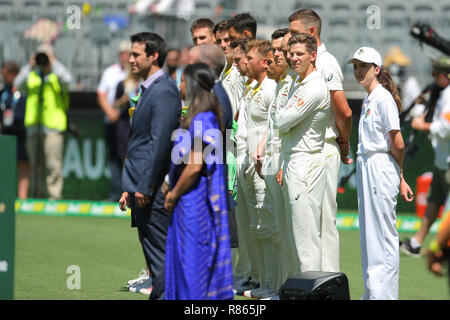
[121,73,181,197]
[214,81,233,132]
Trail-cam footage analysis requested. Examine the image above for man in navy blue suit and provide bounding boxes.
[119,32,181,300]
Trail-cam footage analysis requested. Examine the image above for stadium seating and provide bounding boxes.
[0,0,447,91]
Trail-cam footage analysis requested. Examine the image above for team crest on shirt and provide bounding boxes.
[364,108,371,118]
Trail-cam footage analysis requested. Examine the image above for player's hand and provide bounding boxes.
[135,191,150,208]
[164,191,177,213]
[106,108,120,123]
[400,177,414,202]
[119,192,129,212]
[276,168,283,186]
[336,137,353,165]
[426,249,444,276]
[255,158,264,180]
[411,115,428,131]
[161,181,170,196]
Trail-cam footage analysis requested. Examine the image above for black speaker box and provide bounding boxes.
[278,271,350,300]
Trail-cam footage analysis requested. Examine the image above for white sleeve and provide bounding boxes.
[430,100,450,140]
[274,86,325,134]
[379,99,400,133]
[97,69,109,94]
[13,64,32,90]
[52,60,73,85]
[321,57,344,91]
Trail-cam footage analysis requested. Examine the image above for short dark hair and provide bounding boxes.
[288,33,317,54]
[130,32,168,67]
[271,28,289,40]
[288,9,322,36]
[213,20,228,35]
[226,13,257,38]
[191,18,215,33]
[230,38,248,51]
[1,61,19,74]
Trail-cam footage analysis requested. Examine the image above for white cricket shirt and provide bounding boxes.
[357,84,401,155]
[429,85,450,170]
[275,70,330,154]
[246,76,277,158]
[316,43,344,140]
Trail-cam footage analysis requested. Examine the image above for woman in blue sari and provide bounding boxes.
[164,63,234,300]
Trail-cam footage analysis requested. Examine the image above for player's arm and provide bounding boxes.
[389,129,414,202]
[97,91,119,123]
[331,90,352,142]
[274,90,322,134]
[331,90,353,164]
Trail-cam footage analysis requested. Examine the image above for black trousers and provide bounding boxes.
[130,188,171,300]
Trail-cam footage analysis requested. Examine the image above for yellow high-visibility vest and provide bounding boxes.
[24,70,69,131]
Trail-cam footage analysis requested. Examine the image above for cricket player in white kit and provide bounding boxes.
[233,39,260,291]
[347,47,414,300]
[242,40,278,298]
[255,29,300,283]
[289,9,353,272]
[275,33,330,273]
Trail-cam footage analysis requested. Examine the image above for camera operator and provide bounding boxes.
[13,44,72,200]
[400,56,450,257]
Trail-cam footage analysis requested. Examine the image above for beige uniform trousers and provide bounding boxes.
[321,139,341,272]
[281,151,327,273]
[27,130,64,199]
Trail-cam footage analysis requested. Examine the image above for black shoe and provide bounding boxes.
[400,238,421,258]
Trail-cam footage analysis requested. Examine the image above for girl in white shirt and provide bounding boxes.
[346,47,414,300]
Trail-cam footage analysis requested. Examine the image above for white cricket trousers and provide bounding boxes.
[262,153,299,291]
[233,156,259,282]
[356,152,400,300]
[281,151,327,273]
[321,139,341,272]
[245,162,277,289]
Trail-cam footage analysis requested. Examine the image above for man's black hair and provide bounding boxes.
[225,13,257,38]
[271,28,289,40]
[130,32,168,68]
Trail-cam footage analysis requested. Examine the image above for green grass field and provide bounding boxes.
[13,213,449,300]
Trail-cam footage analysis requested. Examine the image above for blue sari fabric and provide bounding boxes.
[165,111,234,300]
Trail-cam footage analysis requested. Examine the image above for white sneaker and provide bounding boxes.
[129,277,153,293]
[127,269,149,288]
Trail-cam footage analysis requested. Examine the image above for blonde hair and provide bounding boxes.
[245,39,272,57]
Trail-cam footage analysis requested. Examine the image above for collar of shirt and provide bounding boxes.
[140,69,165,92]
[297,69,321,85]
[317,43,327,58]
[364,83,383,103]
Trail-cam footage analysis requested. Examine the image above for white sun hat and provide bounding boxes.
[346,47,382,67]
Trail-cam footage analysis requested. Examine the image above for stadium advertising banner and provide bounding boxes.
[0,136,16,299]
[62,112,111,201]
